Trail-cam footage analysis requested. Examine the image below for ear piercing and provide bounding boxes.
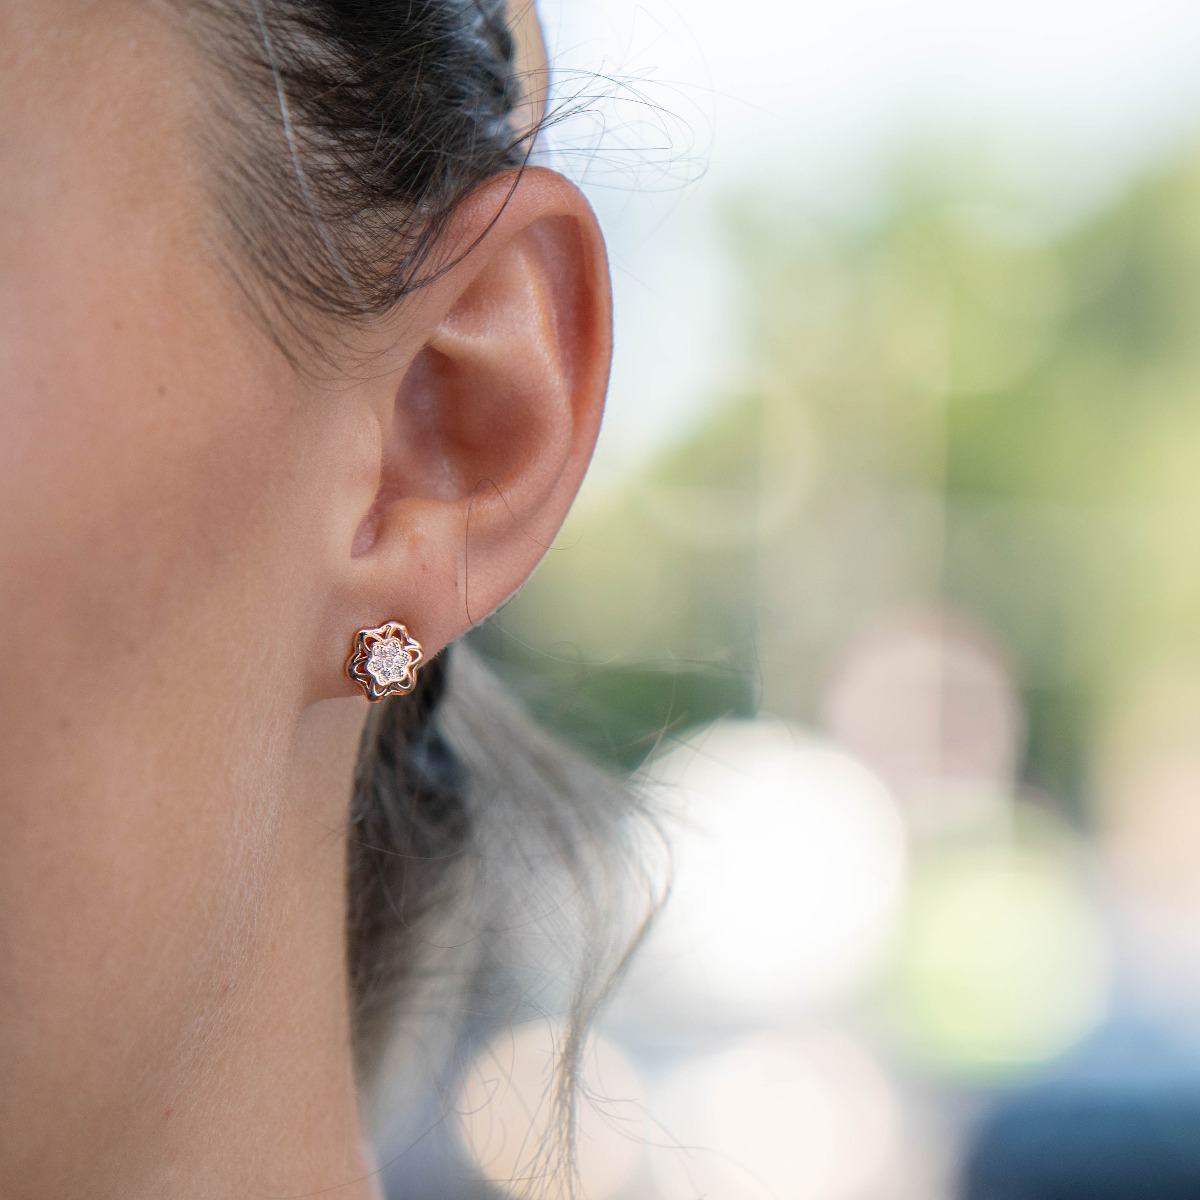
[346,621,424,701]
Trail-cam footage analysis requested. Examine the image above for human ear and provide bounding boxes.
[326,166,611,694]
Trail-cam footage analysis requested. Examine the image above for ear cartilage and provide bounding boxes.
[346,621,424,701]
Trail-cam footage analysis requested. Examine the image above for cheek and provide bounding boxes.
[0,259,346,1163]
[0,213,310,1092]
[0,249,304,695]
[0,6,343,1155]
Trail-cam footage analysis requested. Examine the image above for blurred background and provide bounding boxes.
[387,1,1200,1196]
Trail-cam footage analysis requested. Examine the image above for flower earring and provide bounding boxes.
[346,621,424,701]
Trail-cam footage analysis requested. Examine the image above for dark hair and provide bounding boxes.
[169,0,655,1168]
[179,0,531,351]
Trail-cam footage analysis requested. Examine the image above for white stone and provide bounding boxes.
[366,638,411,686]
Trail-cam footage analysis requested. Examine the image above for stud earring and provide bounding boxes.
[346,621,424,702]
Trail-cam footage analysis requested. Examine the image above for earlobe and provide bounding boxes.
[335,167,612,685]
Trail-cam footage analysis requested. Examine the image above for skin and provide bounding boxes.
[0,2,612,1197]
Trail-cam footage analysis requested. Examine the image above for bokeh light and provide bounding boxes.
[616,720,906,1027]
[892,838,1111,1073]
[1093,670,1200,1014]
[1096,670,1200,905]
[454,1020,647,1199]
[648,1029,899,1200]
[824,610,1024,817]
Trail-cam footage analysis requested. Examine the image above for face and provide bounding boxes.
[0,0,362,1175]
[0,0,614,1183]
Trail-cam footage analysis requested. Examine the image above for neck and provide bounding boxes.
[132,697,380,1200]
[168,696,380,1199]
[0,676,383,1200]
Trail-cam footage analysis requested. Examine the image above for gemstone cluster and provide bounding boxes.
[346,621,424,701]
[366,637,412,687]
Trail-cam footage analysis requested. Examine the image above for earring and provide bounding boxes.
[346,621,424,702]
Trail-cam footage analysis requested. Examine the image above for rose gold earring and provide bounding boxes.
[346,621,424,702]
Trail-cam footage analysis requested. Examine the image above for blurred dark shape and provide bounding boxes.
[962,1024,1200,1200]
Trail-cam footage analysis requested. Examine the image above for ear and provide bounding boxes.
[324,167,611,698]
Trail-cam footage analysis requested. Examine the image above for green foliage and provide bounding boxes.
[477,143,1200,808]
